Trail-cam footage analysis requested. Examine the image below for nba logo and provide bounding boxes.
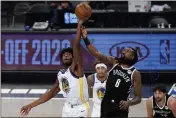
[160,40,170,64]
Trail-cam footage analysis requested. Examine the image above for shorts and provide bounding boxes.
[62,102,90,117]
[101,110,128,118]
[91,104,101,117]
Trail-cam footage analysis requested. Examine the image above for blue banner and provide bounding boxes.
[85,34,176,70]
[1,33,176,71]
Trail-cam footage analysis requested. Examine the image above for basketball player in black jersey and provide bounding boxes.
[146,84,176,118]
[81,28,142,117]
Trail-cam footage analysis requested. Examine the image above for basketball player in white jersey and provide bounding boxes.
[87,60,108,117]
[20,19,90,117]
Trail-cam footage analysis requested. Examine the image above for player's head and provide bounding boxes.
[119,47,138,66]
[153,84,167,102]
[94,60,108,78]
[59,47,73,66]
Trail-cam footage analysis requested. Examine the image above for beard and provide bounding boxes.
[116,56,134,66]
[63,60,72,67]
[155,97,162,102]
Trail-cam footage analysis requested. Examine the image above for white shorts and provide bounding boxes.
[62,102,90,117]
[91,104,101,117]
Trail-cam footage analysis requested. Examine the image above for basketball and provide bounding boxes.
[75,3,92,20]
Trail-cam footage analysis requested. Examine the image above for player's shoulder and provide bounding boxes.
[168,94,176,102]
[146,96,153,104]
[57,69,67,76]
[87,74,94,80]
[133,69,140,74]
[167,94,176,109]
[149,96,153,100]
[132,69,141,80]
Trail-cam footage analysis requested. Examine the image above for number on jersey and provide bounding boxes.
[115,79,121,88]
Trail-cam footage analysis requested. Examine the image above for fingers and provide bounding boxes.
[21,109,29,116]
[119,101,128,110]
[25,109,30,116]
[20,108,26,115]
[20,108,26,116]
[21,109,26,116]
[81,25,85,30]
[20,107,30,116]
[20,107,24,114]
[81,26,86,30]
[119,101,125,109]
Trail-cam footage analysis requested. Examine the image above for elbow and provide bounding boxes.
[139,99,142,104]
[138,97,142,104]
[134,96,142,104]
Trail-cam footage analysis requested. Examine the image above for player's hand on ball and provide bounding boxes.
[119,100,129,110]
[20,105,32,116]
[78,19,85,26]
[81,28,87,39]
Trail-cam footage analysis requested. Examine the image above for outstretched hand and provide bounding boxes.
[119,100,130,110]
[20,104,32,116]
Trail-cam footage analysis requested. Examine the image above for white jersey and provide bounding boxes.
[57,67,89,105]
[92,73,106,105]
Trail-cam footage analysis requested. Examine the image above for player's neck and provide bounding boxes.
[121,64,132,68]
[157,97,166,107]
[64,65,70,68]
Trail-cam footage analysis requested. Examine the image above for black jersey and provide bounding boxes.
[153,94,174,118]
[101,64,136,111]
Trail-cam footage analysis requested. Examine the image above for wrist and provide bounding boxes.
[83,37,90,45]
[77,24,82,28]
[29,103,35,108]
[127,100,132,106]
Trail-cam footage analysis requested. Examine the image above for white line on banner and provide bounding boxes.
[11,89,29,94]
[1,89,11,94]
[29,89,48,94]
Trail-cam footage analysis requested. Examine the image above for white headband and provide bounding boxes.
[95,63,107,70]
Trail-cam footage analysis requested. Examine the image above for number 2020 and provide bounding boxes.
[32,39,70,65]
[115,79,121,88]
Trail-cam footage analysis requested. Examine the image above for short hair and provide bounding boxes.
[153,83,167,93]
[130,47,138,65]
[59,47,73,60]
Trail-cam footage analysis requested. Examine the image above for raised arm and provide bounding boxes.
[128,70,142,106]
[71,20,84,77]
[81,28,116,65]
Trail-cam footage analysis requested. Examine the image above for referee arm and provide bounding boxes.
[128,70,142,106]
